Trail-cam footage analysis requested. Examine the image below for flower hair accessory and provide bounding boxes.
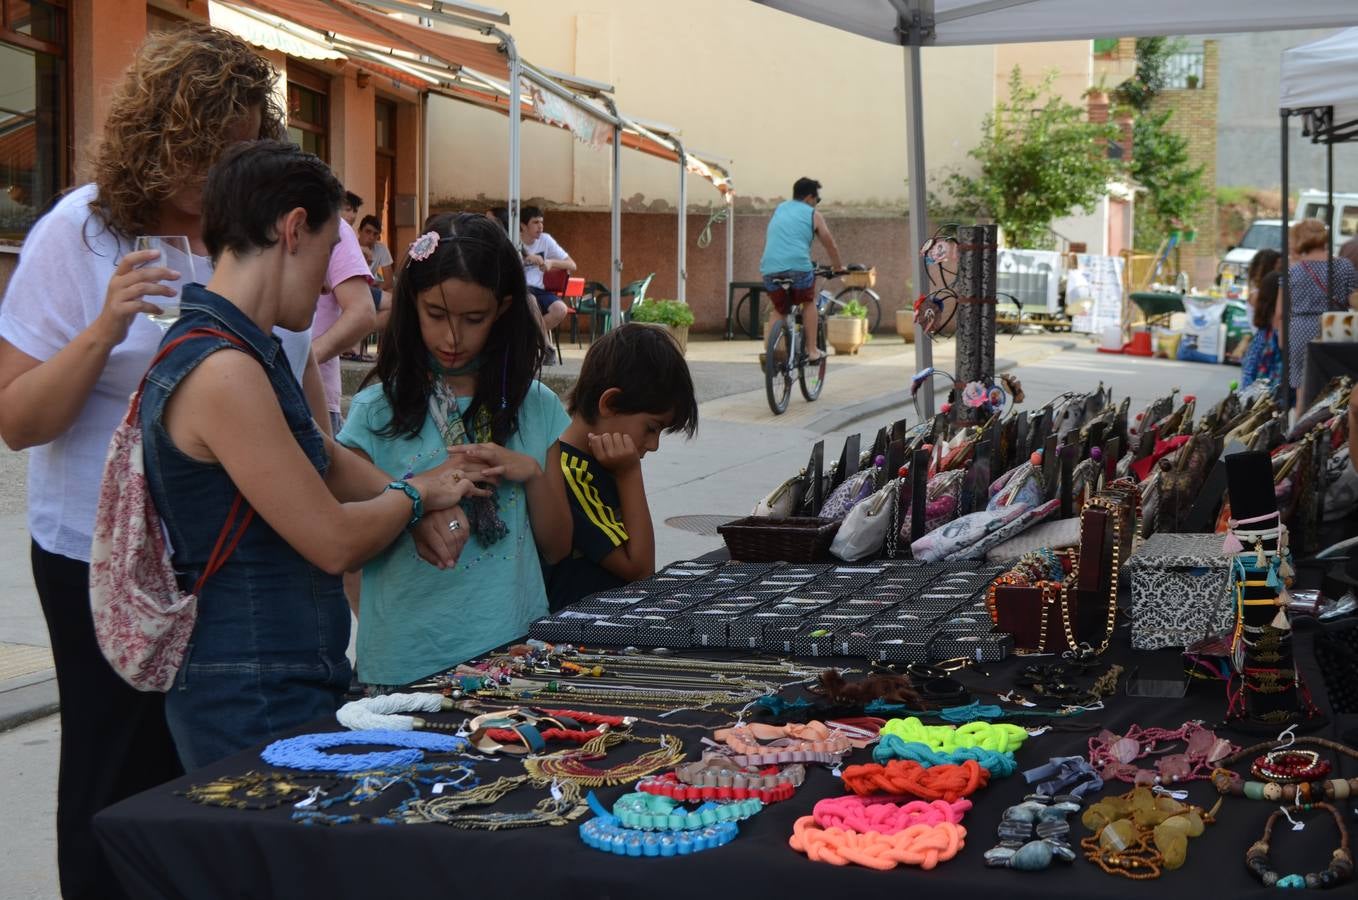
[408,231,440,262]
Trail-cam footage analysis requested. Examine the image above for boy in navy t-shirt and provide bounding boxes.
[546,324,698,610]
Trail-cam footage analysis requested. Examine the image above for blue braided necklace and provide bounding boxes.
[261,730,469,772]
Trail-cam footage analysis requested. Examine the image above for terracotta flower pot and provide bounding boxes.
[826,315,867,355]
[896,308,916,343]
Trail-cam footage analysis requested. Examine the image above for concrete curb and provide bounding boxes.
[0,673,57,733]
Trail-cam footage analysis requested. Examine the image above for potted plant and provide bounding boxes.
[629,299,694,354]
[896,307,916,343]
[1186,73,1200,90]
[827,299,869,355]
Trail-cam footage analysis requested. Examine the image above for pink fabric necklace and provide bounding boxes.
[1088,722,1236,786]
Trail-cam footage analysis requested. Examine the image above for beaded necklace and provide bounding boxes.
[1246,802,1353,889]
[636,762,805,804]
[1210,733,1358,803]
[179,771,339,810]
[405,776,590,830]
[522,732,686,787]
[984,795,1081,871]
[292,762,479,827]
[580,817,737,857]
[610,792,763,831]
[1087,722,1235,785]
[260,730,469,773]
[1080,786,1221,878]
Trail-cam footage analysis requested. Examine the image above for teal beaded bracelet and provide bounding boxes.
[611,793,762,831]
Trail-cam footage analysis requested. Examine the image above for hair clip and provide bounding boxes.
[408,231,440,262]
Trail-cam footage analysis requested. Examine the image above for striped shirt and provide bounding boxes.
[546,441,629,610]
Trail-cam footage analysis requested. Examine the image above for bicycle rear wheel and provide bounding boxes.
[799,320,826,401]
[765,318,793,415]
[834,287,883,333]
[735,290,761,339]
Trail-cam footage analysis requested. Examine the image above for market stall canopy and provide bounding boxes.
[751,0,1358,46]
[1280,27,1358,133]
[229,0,507,78]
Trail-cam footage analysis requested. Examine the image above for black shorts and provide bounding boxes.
[528,285,561,314]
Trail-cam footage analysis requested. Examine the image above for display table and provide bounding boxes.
[1128,291,1184,328]
[93,618,1353,900]
[1301,340,1358,410]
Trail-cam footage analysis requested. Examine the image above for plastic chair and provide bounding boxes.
[579,273,654,341]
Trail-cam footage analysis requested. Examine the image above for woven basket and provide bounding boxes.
[717,516,840,562]
[841,267,876,289]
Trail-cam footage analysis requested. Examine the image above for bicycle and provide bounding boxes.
[764,266,835,415]
[734,263,881,338]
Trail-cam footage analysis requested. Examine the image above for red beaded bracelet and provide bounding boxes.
[1251,749,1331,784]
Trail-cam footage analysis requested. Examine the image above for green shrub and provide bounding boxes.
[630,299,695,328]
[838,299,869,319]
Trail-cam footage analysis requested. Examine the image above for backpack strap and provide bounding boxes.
[130,326,259,593]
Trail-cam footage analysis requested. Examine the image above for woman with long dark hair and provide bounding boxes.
[338,213,572,688]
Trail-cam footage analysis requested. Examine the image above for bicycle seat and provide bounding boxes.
[769,276,796,290]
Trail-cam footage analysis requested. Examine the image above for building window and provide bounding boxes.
[0,0,67,245]
[286,65,328,162]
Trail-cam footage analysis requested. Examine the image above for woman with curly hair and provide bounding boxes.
[0,26,284,900]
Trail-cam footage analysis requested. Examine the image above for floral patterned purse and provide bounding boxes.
[89,329,255,692]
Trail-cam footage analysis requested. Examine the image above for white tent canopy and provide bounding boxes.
[1280,27,1358,123]
[756,1,1358,47]
[753,0,1358,414]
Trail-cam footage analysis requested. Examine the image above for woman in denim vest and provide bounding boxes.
[140,142,485,768]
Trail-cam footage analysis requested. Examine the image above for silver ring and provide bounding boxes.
[448,520,462,533]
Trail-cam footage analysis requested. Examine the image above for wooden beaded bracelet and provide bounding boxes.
[1245,802,1354,889]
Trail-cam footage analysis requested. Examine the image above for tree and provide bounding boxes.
[947,68,1121,249]
[1114,37,1209,250]
[1131,109,1208,250]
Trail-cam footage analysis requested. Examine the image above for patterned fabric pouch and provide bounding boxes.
[912,502,1031,562]
[899,469,964,542]
[89,329,255,692]
[819,470,877,521]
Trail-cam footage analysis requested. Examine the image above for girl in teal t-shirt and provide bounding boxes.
[338,213,572,686]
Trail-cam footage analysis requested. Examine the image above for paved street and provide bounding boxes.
[0,332,1237,898]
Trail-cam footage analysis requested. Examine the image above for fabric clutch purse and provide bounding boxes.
[830,479,899,562]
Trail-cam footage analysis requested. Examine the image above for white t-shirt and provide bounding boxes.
[522,233,568,290]
[0,183,311,562]
[368,241,394,285]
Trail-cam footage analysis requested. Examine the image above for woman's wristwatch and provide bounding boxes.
[384,480,424,527]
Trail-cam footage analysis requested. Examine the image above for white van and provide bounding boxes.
[1218,190,1358,285]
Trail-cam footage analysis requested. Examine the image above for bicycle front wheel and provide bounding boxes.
[765,318,793,415]
[799,320,826,401]
[834,287,883,333]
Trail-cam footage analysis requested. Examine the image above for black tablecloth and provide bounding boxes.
[1301,340,1358,409]
[94,617,1357,900]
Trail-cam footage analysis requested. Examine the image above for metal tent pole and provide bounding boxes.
[1281,108,1291,412]
[675,139,689,304]
[601,96,623,333]
[904,30,932,417]
[725,190,735,337]
[1327,114,1335,310]
[507,45,522,241]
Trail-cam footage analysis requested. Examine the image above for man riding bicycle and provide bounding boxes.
[760,177,845,363]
